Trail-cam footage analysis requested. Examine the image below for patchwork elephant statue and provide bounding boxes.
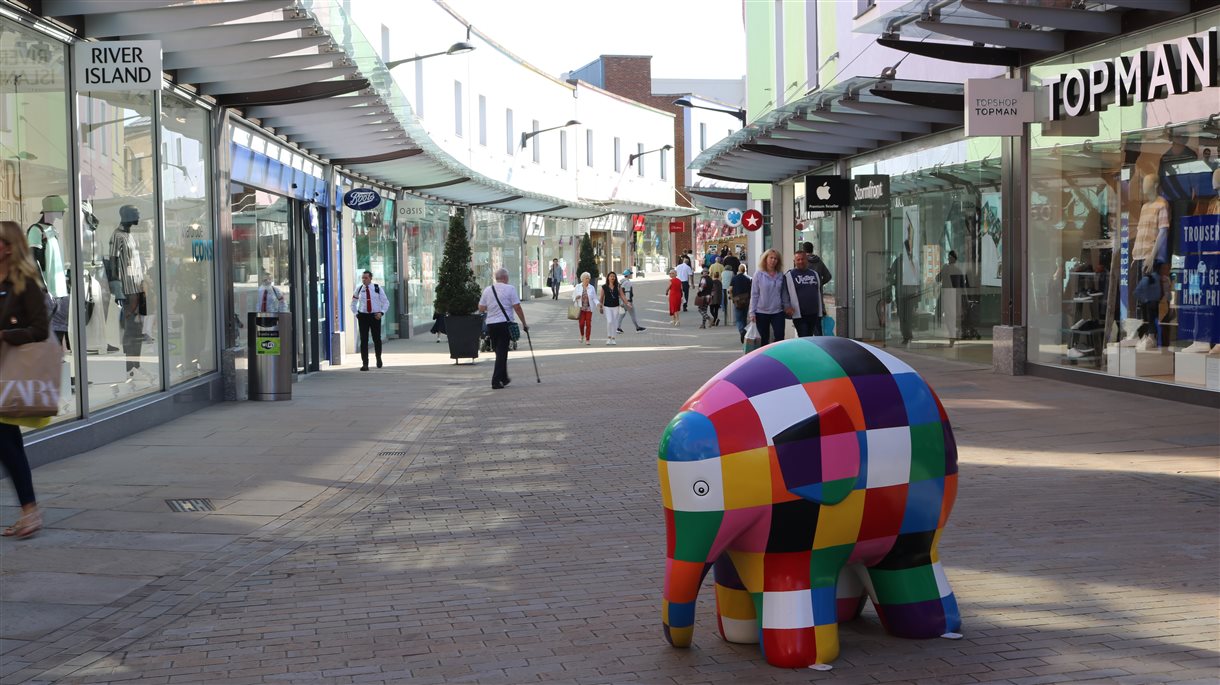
[659,337,961,668]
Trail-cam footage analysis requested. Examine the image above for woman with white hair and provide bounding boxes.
[572,271,598,345]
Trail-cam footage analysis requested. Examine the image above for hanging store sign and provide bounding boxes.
[633,215,647,232]
[965,78,1034,136]
[343,188,382,211]
[725,208,744,228]
[669,221,685,233]
[398,195,426,219]
[741,208,764,232]
[851,175,890,211]
[804,176,849,211]
[1048,27,1219,120]
[74,41,162,91]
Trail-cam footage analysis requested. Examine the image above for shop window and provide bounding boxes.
[700,122,707,151]
[637,143,644,177]
[531,119,540,163]
[660,147,667,180]
[161,94,216,386]
[1,20,77,423]
[454,80,463,137]
[614,137,621,172]
[560,129,568,170]
[79,89,162,411]
[505,108,513,155]
[586,129,594,167]
[478,94,487,146]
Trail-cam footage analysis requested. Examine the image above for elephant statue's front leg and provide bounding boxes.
[712,555,757,644]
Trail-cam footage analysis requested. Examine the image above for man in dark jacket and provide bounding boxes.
[801,241,832,287]
[786,251,824,337]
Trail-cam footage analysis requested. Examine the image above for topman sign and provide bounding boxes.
[1050,27,1218,120]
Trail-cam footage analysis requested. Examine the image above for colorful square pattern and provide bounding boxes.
[660,338,961,668]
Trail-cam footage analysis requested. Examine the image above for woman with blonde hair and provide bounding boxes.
[748,248,792,346]
[572,271,598,345]
[0,220,49,539]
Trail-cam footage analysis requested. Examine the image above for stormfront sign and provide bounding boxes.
[851,175,890,211]
[74,41,161,91]
[1049,26,1219,120]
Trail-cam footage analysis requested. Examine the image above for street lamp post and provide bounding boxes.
[627,143,672,167]
[519,119,580,150]
[385,41,476,70]
[672,97,747,124]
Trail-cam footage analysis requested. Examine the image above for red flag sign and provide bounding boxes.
[632,215,647,232]
[669,221,685,233]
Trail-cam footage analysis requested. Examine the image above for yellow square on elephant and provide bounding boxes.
[721,448,773,510]
[812,488,865,550]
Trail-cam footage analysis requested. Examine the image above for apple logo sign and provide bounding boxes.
[816,182,832,201]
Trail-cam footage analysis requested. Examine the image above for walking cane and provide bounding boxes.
[524,328,541,383]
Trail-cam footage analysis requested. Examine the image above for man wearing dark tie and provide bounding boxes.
[350,270,390,370]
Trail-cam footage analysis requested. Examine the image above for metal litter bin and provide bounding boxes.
[248,312,292,401]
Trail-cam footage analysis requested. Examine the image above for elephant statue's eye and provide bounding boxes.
[692,480,710,497]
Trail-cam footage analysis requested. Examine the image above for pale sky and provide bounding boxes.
[443,0,746,80]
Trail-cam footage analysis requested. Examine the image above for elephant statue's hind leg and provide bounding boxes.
[835,563,870,623]
[712,555,757,644]
[866,556,960,639]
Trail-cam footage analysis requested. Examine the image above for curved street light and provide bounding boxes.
[628,143,671,167]
[672,97,747,124]
[385,41,476,69]
[519,119,580,149]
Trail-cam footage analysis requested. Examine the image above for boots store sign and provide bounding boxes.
[1050,26,1218,120]
[74,41,161,91]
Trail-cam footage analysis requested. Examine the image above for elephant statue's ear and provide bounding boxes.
[773,403,860,506]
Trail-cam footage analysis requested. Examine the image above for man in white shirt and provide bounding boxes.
[674,259,693,312]
[350,270,390,370]
[478,268,529,390]
[256,273,286,313]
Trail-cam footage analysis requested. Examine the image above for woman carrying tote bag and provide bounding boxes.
[0,220,52,539]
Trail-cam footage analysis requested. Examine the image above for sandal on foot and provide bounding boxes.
[2,511,42,539]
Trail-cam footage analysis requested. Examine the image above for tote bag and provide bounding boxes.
[0,293,63,418]
[567,302,581,320]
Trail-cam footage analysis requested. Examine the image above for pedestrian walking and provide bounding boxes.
[350,270,390,370]
[572,271,598,345]
[665,268,683,326]
[674,258,693,311]
[477,267,528,390]
[785,250,825,337]
[708,257,725,323]
[730,264,752,342]
[616,269,646,333]
[256,272,286,312]
[429,309,446,343]
[695,268,714,329]
[0,220,49,540]
[548,258,563,300]
[709,266,723,326]
[749,248,792,346]
[599,271,628,345]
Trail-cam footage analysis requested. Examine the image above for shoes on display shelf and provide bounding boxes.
[1182,340,1211,353]
[1210,344,1220,356]
[1118,337,1139,347]
[1070,319,1086,330]
[1135,336,1157,351]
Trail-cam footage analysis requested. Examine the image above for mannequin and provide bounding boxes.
[26,195,70,345]
[81,200,110,354]
[108,204,148,376]
[1120,176,1169,347]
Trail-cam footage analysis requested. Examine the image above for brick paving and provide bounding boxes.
[1,278,1217,684]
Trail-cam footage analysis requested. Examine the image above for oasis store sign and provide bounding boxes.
[343,188,381,211]
[1050,26,1218,120]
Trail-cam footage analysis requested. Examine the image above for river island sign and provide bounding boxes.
[75,41,162,92]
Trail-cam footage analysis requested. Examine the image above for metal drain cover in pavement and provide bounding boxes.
[378,450,408,456]
[166,498,214,512]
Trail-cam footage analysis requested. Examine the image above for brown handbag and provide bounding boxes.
[0,290,63,418]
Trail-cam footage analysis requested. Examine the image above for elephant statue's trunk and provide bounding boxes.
[662,509,714,648]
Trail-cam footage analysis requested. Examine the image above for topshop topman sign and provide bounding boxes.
[74,41,162,92]
[1050,26,1219,120]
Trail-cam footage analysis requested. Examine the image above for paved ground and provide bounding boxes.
[1,278,1217,685]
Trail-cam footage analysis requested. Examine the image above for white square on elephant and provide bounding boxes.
[863,346,916,376]
[666,458,726,513]
[748,384,816,444]
[864,427,912,488]
[762,590,815,629]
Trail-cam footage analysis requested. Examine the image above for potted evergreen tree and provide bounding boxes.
[576,233,599,286]
[433,209,483,362]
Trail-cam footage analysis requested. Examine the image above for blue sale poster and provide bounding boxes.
[1178,214,1220,345]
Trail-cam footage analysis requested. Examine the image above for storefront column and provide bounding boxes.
[833,159,851,337]
[994,69,1028,376]
[772,182,797,261]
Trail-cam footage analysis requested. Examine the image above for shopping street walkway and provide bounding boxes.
[1,278,1217,685]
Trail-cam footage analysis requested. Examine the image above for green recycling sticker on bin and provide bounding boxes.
[256,332,281,356]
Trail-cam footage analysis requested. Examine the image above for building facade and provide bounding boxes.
[693,0,1219,406]
[2,0,690,465]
